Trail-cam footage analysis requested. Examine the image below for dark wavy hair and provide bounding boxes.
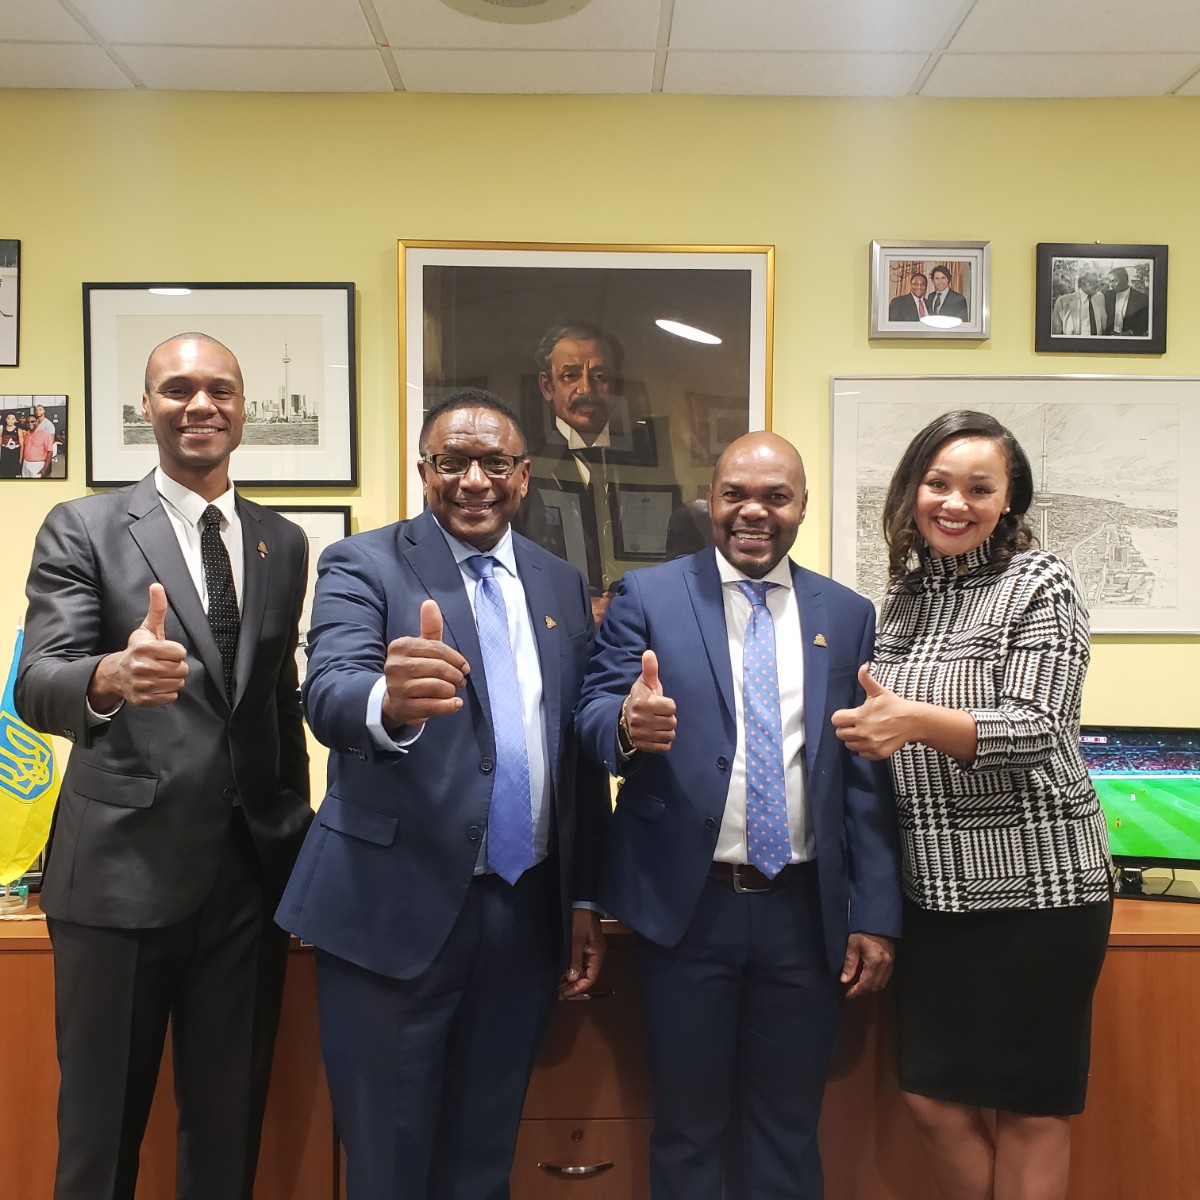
[882,410,1034,588]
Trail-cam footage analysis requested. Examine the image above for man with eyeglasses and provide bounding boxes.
[277,387,610,1199]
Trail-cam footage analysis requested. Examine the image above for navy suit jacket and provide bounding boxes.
[575,549,901,975]
[276,509,610,981]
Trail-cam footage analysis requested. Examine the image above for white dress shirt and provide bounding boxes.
[555,415,610,486]
[366,523,553,869]
[714,553,814,864]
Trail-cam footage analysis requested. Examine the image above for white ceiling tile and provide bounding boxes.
[665,51,926,96]
[375,0,659,52]
[114,46,393,92]
[923,52,1198,97]
[1175,67,1200,94]
[951,0,1200,53]
[71,0,375,48]
[0,42,132,88]
[670,0,965,53]
[1,0,92,42]
[391,47,653,91]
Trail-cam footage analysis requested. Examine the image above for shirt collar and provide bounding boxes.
[154,466,237,528]
[555,416,611,451]
[434,519,518,578]
[716,549,794,591]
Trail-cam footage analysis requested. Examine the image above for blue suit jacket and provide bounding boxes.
[575,549,901,975]
[276,509,610,981]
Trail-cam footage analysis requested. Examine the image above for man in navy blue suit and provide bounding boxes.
[277,389,610,1199]
[576,431,902,1200]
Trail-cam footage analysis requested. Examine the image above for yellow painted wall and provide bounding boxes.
[2,89,1199,776]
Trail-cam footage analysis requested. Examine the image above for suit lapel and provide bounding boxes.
[127,475,229,709]
[233,498,269,708]
[403,512,489,725]
[684,549,735,724]
[792,563,829,778]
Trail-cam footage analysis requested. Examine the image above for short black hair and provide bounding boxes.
[418,387,528,455]
[882,409,1034,588]
[534,320,624,377]
[930,265,952,283]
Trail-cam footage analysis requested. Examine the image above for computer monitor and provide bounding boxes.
[1079,725,1200,902]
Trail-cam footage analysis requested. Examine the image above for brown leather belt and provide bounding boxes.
[708,861,810,894]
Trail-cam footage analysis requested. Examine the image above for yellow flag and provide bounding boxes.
[0,629,60,884]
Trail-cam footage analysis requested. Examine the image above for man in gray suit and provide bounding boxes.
[17,333,312,1200]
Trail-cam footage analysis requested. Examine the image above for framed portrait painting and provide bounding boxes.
[869,241,991,340]
[84,282,357,487]
[0,240,18,367]
[1035,243,1167,354]
[267,505,351,683]
[830,374,1200,635]
[1,396,67,480]
[399,241,773,595]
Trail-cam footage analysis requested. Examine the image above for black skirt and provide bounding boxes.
[897,897,1112,1116]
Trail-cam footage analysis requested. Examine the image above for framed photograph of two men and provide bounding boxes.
[399,241,773,597]
[869,240,991,340]
[1035,243,1168,355]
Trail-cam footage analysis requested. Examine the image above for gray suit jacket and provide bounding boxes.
[16,473,311,928]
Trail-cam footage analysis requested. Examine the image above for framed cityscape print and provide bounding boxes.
[830,375,1200,635]
[1035,243,1167,355]
[84,282,357,487]
[267,505,351,683]
[399,241,773,597]
[869,240,991,340]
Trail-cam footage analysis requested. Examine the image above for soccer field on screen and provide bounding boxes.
[1093,774,1200,861]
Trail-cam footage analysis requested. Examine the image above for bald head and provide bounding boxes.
[710,432,808,578]
[144,332,240,392]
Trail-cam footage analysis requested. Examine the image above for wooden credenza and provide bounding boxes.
[4,901,1198,1198]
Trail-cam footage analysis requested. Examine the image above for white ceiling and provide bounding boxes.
[2,0,1200,97]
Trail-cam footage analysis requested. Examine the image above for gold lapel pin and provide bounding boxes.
[257,540,268,558]
[813,633,828,647]
[544,616,557,629]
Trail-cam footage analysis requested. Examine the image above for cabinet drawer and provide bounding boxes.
[513,1118,651,1200]
[523,942,652,1120]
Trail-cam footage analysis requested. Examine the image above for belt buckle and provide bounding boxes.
[731,864,769,894]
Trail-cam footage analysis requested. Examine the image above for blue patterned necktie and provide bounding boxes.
[737,580,791,878]
[468,555,534,884]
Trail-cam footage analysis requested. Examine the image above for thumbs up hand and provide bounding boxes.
[88,583,190,711]
[623,649,677,754]
[831,663,911,760]
[382,599,471,729]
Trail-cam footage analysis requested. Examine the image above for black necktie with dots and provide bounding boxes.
[200,504,240,702]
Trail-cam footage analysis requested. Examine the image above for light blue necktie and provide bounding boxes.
[738,581,791,878]
[468,556,534,884]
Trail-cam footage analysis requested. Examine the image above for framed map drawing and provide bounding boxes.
[830,376,1200,634]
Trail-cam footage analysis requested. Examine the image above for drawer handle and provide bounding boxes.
[563,987,615,1002]
[537,1160,615,1179]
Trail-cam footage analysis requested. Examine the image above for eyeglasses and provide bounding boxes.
[421,453,526,478]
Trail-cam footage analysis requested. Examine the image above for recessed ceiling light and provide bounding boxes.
[148,287,191,296]
[919,314,962,330]
[656,318,722,345]
[439,0,592,24]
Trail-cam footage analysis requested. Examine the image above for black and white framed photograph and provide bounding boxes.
[400,241,773,596]
[0,240,19,367]
[869,240,991,340]
[830,375,1200,635]
[84,282,357,487]
[1035,243,1167,354]
[267,505,351,683]
[1,396,67,480]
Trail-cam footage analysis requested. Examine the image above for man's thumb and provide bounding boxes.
[420,598,444,642]
[143,583,168,640]
[640,649,663,695]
